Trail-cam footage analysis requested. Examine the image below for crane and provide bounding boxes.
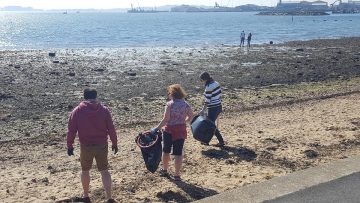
[330,0,342,6]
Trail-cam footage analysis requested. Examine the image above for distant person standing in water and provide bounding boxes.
[199,72,225,147]
[240,30,246,47]
[67,88,118,203]
[247,33,252,47]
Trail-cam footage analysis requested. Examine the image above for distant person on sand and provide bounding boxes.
[240,30,246,47]
[247,33,252,47]
[199,72,225,147]
[152,84,194,181]
[67,88,118,203]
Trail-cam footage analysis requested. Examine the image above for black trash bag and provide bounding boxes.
[191,115,216,144]
[135,130,162,173]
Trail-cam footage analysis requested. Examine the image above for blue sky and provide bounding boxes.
[0,0,336,9]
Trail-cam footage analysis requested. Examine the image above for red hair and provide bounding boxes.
[167,84,187,99]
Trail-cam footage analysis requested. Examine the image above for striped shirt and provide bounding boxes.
[204,80,222,108]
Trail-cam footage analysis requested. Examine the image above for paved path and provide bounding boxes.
[196,156,360,203]
[266,172,360,203]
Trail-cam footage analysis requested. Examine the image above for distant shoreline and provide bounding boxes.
[257,10,330,16]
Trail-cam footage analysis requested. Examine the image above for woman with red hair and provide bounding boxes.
[152,84,194,181]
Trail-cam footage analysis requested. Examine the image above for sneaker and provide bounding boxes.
[214,142,225,147]
[159,169,169,177]
[172,175,181,181]
[106,199,116,203]
[83,197,91,203]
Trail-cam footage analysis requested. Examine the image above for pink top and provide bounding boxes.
[166,99,192,126]
[163,99,192,141]
[67,101,117,148]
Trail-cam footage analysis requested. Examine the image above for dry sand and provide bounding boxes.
[1,37,360,202]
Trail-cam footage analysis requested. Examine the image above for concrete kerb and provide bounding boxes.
[195,155,360,203]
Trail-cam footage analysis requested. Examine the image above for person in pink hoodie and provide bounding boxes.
[67,88,118,203]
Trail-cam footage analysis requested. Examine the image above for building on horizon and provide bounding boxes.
[332,0,360,13]
[276,0,329,10]
[348,0,360,4]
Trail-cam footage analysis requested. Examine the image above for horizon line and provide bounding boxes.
[0,3,276,11]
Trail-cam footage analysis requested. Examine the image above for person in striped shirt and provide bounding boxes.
[199,72,225,147]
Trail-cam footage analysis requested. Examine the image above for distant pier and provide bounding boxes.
[257,10,330,16]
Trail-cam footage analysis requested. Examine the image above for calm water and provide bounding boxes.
[0,12,359,49]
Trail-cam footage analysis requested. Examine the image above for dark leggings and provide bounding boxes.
[162,132,185,156]
[207,105,224,144]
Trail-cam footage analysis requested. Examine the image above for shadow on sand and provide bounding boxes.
[201,145,257,162]
[156,178,218,202]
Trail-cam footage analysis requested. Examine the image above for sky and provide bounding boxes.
[0,0,337,10]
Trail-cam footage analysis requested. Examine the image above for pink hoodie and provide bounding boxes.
[67,100,117,148]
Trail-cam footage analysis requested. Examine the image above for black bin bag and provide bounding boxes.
[191,115,216,144]
[135,131,162,173]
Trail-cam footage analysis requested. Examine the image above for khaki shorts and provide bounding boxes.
[80,144,109,171]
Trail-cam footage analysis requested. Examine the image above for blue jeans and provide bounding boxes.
[207,105,224,144]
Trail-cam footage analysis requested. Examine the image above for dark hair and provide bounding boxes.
[199,72,212,81]
[84,88,97,100]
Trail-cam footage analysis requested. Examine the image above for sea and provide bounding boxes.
[0,11,359,50]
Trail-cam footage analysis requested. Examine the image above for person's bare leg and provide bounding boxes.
[162,152,170,171]
[81,171,90,197]
[100,170,112,200]
[174,155,183,176]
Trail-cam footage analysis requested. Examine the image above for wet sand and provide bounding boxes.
[1,37,360,202]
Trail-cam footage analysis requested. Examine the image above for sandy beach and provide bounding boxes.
[1,37,360,202]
